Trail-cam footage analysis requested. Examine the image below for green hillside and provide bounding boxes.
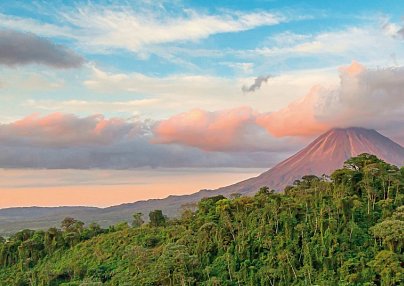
[0,154,403,285]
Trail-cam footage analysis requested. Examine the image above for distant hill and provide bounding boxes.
[1,127,403,236]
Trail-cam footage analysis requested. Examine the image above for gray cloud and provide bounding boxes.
[315,63,404,132]
[0,140,292,169]
[0,29,84,68]
[398,27,404,39]
[242,75,273,93]
[0,113,299,169]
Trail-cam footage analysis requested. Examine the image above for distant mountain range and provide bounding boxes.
[1,127,403,236]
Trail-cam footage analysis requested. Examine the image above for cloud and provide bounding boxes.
[235,22,404,70]
[256,61,404,140]
[84,66,236,97]
[257,28,375,57]
[242,75,274,93]
[153,62,404,144]
[0,29,84,68]
[316,62,404,129]
[59,6,284,54]
[152,107,303,152]
[221,62,254,73]
[153,107,257,151]
[398,27,404,39]
[0,142,289,169]
[2,61,403,169]
[24,99,159,113]
[82,65,338,117]
[0,5,285,56]
[0,13,72,38]
[256,86,330,137]
[0,113,141,148]
[0,113,296,169]
[0,72,65,91]
[82,66,248,117]
[381,17,404,40]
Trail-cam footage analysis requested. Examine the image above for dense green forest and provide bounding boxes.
[0,154,403,285]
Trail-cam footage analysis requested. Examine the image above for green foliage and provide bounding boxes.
[0,154,403,285]
[149,209,167,227]
[368,251,404,286]
[132,212,144,228]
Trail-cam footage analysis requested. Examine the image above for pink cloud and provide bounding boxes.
[152,107,305,152]
[152,107,259,151]
[152,100,328,150]
[338,60,365,76]
[0,113,134,147]
[256,86,330,137]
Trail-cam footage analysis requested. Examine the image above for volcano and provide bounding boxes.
[214,127,404,195]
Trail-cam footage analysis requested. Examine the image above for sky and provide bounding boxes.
[0,0,404,207]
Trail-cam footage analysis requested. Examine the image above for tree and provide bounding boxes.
[371,220,404,252]
[344,153,382,171]
[368,250,404,286]
[155,243,198,285]
[61,217,84,233]
[132,213,144,228]
[44,227,63,254]
[149,210,166,227]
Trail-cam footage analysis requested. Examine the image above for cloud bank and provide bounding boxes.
[152,107,299,152]
[262,61,404,137]
[154,62,404,147]
[0,62,403,169]
[0,113,140,147]
[0,29,84,68]
[0,113,296,169]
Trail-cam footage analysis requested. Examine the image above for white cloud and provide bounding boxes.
[220,62,254,74]
[82,65,338,118]
[0,13,73,38]
[224,21,404,71]
[62,7,283,54]
[0,6,285,56]
[84,66,237,96]
[24,98,160,113]
[255,27,396,58]
[0,70,65,91]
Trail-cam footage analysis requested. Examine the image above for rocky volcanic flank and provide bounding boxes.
[215,127,404,195]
